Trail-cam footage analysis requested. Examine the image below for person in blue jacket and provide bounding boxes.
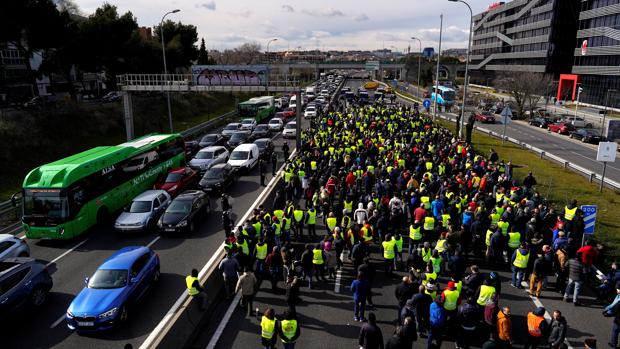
[427,297,446,349]
[351,271,370,322]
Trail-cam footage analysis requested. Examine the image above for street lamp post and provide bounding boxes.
[448,0,473,139]
[411,37,422,98]
[602,88,616,135]
[434,14,443,120]
[266,38,278,91]
[160,9,180,133]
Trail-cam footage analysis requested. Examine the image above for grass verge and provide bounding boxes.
[438,118,620,262]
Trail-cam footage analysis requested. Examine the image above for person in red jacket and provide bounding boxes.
[577,239,599,276]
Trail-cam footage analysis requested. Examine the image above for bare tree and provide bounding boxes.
[494,72,552,118]
[234,42,262,64]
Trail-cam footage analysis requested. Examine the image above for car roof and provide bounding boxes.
[175,190,204,201]
[0,258,37,278]
[254,138,271,143]
[0,234,18,243]
[200,146,227,152]
[286,121,296,125]
[202,133,219,138]
[232,130,251,135]
[210,163,230,169]
[255,124,269,128]
[100,246,150,270]
[134,190,167,201]
[226,122,241,126]
[269,118,283,122]
[233,143,258,151]
[241,118,255,122]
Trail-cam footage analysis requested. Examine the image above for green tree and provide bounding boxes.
[0,0,66,96]
[154,21,199,71]
[197,38,209,65]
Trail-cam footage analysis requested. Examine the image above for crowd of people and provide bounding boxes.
[186,96,617,349]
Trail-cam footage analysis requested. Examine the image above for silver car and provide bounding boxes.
[221,123,242,139]
[188,146,230,173]
[0,234,29,260]
[114,190,171,232]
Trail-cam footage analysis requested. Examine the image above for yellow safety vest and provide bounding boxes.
[513,250,530,268]
[409,225,422,240]
[237,240,249,255]
[421,196,431,209]
[253,222,262,237]
[282,217,291,230]
[490,213,500,225]
[423,271,437,285]
[435,239,447,253]
[393,236,403,252]
[326,217,337,232]
[293,210,304,222]
[498,221,509,236]
[426,289,437,299]
[486,230,493,246]
[186,276,199,296]
[438,164,446,175]
[430,256,442,273]
[477,285,496,306]
[443,289,459,311]
[382,240,396,259]
[422,248,432,262]
[261,316,276,339]
[344,201,353,211]
[256,243,268,260]
[425,162,433,170]
[274,210,284,220]
[496,193,505,205]
[273,222,281,236]
[507,232,521,249]
[311,161,317,170]
[341,216,351,230]
[423,216,435,231]
[441,214,451,226]
[312,249,324,265]
[307,209,316,224]
[280,319,298,342]
[564,206,577,221]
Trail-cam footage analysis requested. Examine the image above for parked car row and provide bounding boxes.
[526,109,603,144]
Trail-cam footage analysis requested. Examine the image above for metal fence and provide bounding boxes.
[0,109,240,234]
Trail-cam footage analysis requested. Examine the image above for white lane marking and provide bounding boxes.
[146,236,160,248]
[139,150,296,349]
[205,292,242,349]
[45,239,89,267]
[50,313,67,329]
[520,280,574,349]
[334,268,342,294]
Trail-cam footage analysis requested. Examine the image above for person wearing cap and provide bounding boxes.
[524,307,548,349]
[441,281,461,322]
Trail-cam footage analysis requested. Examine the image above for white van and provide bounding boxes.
[305,86,316,100]
[227,143,259,172]
[289,95,297,109]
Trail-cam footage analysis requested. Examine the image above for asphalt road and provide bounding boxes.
[1,112,300,349]
[190,79,613,348]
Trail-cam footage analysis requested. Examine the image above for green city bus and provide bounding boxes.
[237,96,275,122]
[20,134,185,240]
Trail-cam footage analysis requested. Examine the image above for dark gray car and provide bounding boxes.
[0,258,53,318]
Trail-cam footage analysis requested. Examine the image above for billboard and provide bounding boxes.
[191,65,268,86]
[607,119,620,142]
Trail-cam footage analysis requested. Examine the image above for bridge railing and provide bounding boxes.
[117,74,300,91]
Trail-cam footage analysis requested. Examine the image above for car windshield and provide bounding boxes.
[269,120,280,124]
[202,135,217,142]
[89,269,128,289]
[204,168,224,179]
[230,151,249,160]
[255,125,268,131]
[230,133,247,141]
[129,200,151,213]
[587,129,600,135]
[285,123,296,129]
[23,190,69,219]
[224,124,238,130]
[255,140,267,148]
[242,120,253,125]
[166,200,192,214]
[195,151,214,160]
[165,173,182,183]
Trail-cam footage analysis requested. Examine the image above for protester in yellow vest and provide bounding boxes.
[260,308,278,348]
[312,244,326,282]
[476,279,497,307]
[511,242,530,288]
[382,234,396,276]
[278,310,300,347]
[186,268,207,311]
[409,222,423,254]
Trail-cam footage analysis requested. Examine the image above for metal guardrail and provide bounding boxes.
[0,109,240,233]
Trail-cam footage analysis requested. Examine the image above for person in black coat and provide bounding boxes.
[359,312,384,349]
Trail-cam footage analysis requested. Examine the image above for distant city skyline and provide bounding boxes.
[72,0,495,51]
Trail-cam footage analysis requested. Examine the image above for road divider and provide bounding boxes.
[139,149,297,349]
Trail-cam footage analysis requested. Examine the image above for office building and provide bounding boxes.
[469,0,580,85]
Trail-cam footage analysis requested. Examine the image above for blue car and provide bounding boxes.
[0,258,53,318]
[66,246,160,332]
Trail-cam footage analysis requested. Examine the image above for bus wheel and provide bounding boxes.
[97,207,111,226]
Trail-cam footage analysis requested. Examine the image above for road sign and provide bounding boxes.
[364,61,380,71]
[581,205,597,235]
[500,106,512,125]
[596,141,617,162]
[423,100,431,108]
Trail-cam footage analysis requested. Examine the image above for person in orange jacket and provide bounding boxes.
[497,306,513,348]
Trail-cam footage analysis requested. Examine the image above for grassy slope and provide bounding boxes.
[0,92,257,201]
[438,119,620,260]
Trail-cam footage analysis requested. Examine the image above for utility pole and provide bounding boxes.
[433,14,443,120]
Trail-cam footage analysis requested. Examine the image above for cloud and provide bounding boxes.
[229,10,252,17]
[196,1,216,11]
[353,13,369,22]
[302,8,345,17]
[311,30,331,38]
[417,25,468,43]
[282,4,294,13]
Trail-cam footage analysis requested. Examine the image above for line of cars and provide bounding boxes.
[527,109,603,144]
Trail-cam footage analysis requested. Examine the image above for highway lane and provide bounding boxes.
[1,115,300,349]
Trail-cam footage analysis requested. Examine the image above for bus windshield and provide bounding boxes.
[442,90,456,100]
[23,190,69,219]
[238,104,257,117]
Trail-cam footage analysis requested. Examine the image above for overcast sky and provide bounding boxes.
[72,0,495,52]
